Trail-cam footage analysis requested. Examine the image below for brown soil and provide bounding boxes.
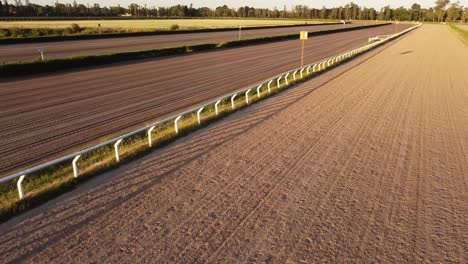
[0,24,412,176]
[0,24,466,263]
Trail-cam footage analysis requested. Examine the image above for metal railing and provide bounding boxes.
[1,24,421,200]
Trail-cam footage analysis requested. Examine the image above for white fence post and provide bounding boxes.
[285,73,290,85]
[267,80,273,93]
[257,84,262,98]
[277,76,282,88]
[231,94,238,109]
[307,65,312,74]
[174,115,182,134]
[17,175,26,200]
[215,100,221,115]
[293,70,298,81]
[148,126,156,147]
[197,107,205,125]
[72,155,81,178]
[313,64,317,72]
[246,89,252,104]
[327,59,331,67]
[114,139,123,162]
[300,68,305,78]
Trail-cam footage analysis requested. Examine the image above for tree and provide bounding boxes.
[382,6,392,20]
[446,1,462,21]
[434,0,450,21]
[411,3,422,21]
[320,6,327,19]
[393,6,411,21]
[462,8,468,22]
[369,8,376,20]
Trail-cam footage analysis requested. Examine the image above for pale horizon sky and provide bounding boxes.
[27,1,468,10]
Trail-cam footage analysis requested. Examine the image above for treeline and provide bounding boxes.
[1,0,467,22]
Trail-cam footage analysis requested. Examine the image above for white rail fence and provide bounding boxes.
[1,24,421,200]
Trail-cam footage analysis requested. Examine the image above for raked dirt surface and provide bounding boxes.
[0,24,412,177]
[0,24,467,263]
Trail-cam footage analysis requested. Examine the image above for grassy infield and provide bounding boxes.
[0,22,390,222]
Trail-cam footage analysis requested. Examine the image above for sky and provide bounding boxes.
[29,0,468,10]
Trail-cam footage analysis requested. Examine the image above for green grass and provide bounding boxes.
[0,26,151,38]
[0,18,332,30]
[449,23,468,46]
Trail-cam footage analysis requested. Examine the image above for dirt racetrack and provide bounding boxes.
[0,23,359,63]
[0,24,466,263]
[0,24,412,177]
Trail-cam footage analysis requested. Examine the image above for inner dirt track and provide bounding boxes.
[0,24,412,177]
[0,23,359,63]
[0,24,466,263]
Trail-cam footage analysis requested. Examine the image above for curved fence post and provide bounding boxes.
[174,115,182,134]
[285,73,290,85]
[114,139,123,162]
[276,76,282,88]
[307,65,312,74]
[72,155,81,178]
[313,64,317,72]
[246,88,252,104]
[300,68,305,79]
[267,80,273,93]
[293,70,298,81]
[231,94,238,109]
[148,126,156,147]
[17,175,26,200]
[215,100,221,115]
[197,107,205,125]
[257,84,262,98]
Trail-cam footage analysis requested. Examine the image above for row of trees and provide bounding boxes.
[1,1,467,22]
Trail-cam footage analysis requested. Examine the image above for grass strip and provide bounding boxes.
[449,23,468,46]
[0,23,389,77]
[0,22,341,44]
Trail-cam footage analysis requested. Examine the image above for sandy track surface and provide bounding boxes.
[0,23,358,63]
[0,24,466,263]
[0,24,412,176]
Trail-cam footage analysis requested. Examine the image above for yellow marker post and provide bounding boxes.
[300,31,308,68]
